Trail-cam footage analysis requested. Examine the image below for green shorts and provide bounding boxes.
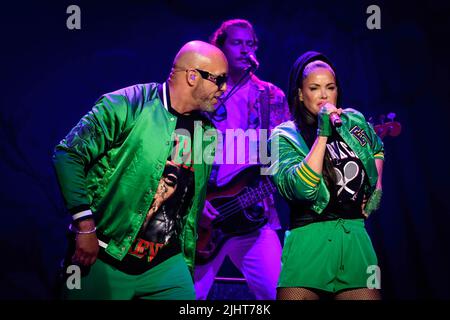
[63,253,195,300]
[278,218,378,293]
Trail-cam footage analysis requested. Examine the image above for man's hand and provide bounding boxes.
[198,200,220,229]
[72,219,99,266]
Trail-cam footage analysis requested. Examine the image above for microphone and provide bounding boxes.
[330,112,342,127]
[246,53,259,70]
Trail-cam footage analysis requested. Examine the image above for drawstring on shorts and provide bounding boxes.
[327,219,351,271]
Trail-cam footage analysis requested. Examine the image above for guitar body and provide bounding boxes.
[196,166,274,265]
[371,113,402,140]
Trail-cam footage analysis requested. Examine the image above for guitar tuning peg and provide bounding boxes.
[387,112,396,121]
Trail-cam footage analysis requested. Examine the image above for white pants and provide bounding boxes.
[194,226,282,300]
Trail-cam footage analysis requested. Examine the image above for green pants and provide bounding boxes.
[278,218,378,293]
[63,253,195,300]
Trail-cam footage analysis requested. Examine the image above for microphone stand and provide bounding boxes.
[210,64,257,122]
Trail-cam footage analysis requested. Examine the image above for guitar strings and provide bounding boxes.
[214,187,264,213]
[214,179,276,215]
[213,198,248,224]
[211,181,276,224]
[213,196,265,224]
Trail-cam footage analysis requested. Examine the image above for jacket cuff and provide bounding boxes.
[295,161,321,188]
[374,151,384,160]
[69,205,92,221]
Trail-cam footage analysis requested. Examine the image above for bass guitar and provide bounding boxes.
[196,165,276,264]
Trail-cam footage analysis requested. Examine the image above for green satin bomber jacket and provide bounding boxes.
[268,108,384,214]
[53,83,217,272]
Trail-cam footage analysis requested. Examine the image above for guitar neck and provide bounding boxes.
[237,178,276,209]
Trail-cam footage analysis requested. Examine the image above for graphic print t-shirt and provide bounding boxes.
[324,132,367,219]
[289,132,368,228]
[99,84,200,275]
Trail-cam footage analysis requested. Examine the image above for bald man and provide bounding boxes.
[53,41,228,300]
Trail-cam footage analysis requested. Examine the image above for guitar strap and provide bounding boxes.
[251,76,271,170]
[250,77,280,229]
[209,76,272,186]
[253,76,271,131]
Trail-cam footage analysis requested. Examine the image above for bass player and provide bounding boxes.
[194,19,291,300]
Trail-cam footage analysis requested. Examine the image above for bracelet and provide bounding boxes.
[69,223,97,234]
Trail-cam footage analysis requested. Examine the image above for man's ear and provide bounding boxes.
[187,70,196,86]
[298,88,304,101]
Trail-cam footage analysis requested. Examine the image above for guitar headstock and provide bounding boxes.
[369,112,402,140]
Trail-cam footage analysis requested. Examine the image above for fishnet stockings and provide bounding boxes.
[335,288,381,300]
[277,287,320,300]
[277,287,381,300]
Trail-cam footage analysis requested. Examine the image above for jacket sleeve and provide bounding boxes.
[52,94,130,216]
[367,122,385,160]
[270,133,322,202]
[345,108,385,160]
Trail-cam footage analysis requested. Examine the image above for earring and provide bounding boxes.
[298,89,303,101]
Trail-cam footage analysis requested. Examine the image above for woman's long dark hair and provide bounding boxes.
[287,52,342,188]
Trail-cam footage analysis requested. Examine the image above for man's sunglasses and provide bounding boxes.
[195,69,228,89]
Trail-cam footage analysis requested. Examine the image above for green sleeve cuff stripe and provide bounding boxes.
[374,152,384,159]
[300,162,321,182]
[295,167,318,188]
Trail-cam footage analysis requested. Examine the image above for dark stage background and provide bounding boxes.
[1,0,449,299]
